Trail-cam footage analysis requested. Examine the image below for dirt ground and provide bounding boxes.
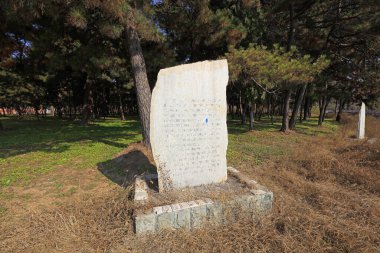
[1,115,379,252]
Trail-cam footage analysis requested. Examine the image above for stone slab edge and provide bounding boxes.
[134,168,273,234]
[133,174,158,201]
[227,167,269,191]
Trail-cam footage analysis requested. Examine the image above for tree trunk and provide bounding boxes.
[16,105,23,116]
[286,4,295,52]
[0,119,3,130]
[93,91,100,119]
[232,103,236,119]
[299,92,305,123]
[34,106,40,120]
[239,90,245,124]
[289,84,307,130]
[318,98,324,125]
[282,3,295,132]
[279,99,284,115]
[118,86,126,121]
[126,25,152,147]
[280,89,291,132]
[249,102,255,131]
[101,87,107,119]
[321,98,330,122]
[258,104,263,121]
[303,94,309,120]
[318,97,330,126]
[270,96,276,124]
[56,103,63,118]
[241,102,248,124]
[68,104,72,118]
[81,78,94,125]
[308,103,312,118]
[336,99,344,122]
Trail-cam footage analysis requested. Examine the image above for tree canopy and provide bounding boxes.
[0,0,379,133]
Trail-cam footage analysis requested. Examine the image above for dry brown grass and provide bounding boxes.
[1,114,380,252]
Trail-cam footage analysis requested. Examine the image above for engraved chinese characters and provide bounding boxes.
[150,60,229,191]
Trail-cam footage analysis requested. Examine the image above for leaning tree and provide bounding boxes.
[4,0,161,147]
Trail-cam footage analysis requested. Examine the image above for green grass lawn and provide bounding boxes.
[0,117,142,187]
[227,116,338,166]
[0,115,338,188]
[0,115,338,214]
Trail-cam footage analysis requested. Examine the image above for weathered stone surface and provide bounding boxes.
[190,200,207,229]
[134,177,149,201]
[357,102,366,139]
[175,203,191,229]
[206,201,224,224]
[251,190,273,213]
[134,168,274,234]
[157,210,175,230]
[135,212,156,234]
[261,192,273,212]
[135,191,273,234]
[235,194,255,209]
[150,60,229,191]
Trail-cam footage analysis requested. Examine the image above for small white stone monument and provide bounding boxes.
[357,101,365,139]
[150,60,229,191]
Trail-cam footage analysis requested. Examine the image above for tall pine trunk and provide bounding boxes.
[308,103,312,118]
[336,99,344,122]
[239,90,245,124]
[318,97,330,126]
[241,102,248,124]
[118,85,126,121]
[34,106,39,119]
[82,78,94,125]
[249,102,255,131]
[270,95,276,124]
[280,89,291,132]
[303,93,309,120]
[289,84,307,130]
[280,3,294,133]
[126,26,152,147]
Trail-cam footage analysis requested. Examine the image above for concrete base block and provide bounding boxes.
[206,199,223,224]
[175,207,191,229]
[135,212,156,234]
[190,200,207,229]
[157,212,175,230]
[134,167,273,234]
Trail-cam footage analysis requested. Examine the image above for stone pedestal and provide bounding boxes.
[135,60,273,234]
[133,168,273,235]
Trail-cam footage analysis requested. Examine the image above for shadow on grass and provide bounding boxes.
[228,117,339,136]
[295,119,339,136]
[0,117,142,159]
[0,143,72,159]
[227,118,281,135]
[97,149,156,187]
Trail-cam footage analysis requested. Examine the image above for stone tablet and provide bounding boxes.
[150,60,229,192]
[357,101,365,139]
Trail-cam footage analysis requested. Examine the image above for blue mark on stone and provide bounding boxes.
[205,116,209,124]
